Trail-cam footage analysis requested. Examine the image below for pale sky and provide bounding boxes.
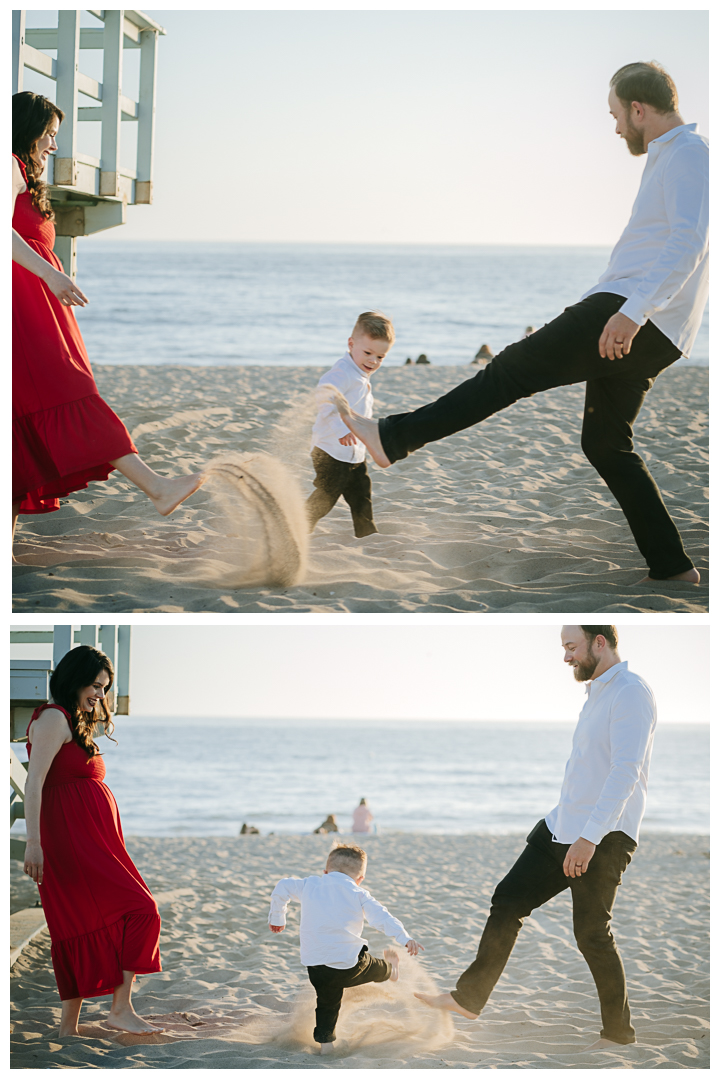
[11,624,707,723]
[22,6,709,245]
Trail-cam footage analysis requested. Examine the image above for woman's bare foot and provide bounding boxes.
[414,991,478,1019]
[148,472,205,517]
[638,568,700,585]
[341,413,391,469]
[384,947,400,981]
[105,1006,165,1034]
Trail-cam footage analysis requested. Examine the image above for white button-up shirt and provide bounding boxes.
[545,661,657,846]
[269,871,411,969]
[582,123,709,357]
[312,353,373,464]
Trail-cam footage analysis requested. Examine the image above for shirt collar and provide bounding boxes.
[341,351,369,380]
[649,122,697,150]
[584,659,627,695]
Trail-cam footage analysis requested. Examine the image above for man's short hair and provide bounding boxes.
[352,311,395,345]
[580,625,619,651]
[326,842,367,876]
[610,61,679,115]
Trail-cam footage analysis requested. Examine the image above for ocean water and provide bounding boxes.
[12,720,708,838]
[75,242,709,368]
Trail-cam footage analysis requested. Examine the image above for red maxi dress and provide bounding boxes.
[27,704,161,1000]
[12,153,137,514]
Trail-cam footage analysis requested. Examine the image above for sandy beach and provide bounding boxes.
[13,364,708,613]
[10,831,709,1069]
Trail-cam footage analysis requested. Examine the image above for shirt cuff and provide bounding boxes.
[581,821,606,846]
[618,296,650,327]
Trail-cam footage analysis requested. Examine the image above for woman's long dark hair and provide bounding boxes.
[49,645,117,758]
[12,91,64,220]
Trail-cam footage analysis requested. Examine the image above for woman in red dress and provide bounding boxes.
[23,645,163,1037]
[12,91,204,542]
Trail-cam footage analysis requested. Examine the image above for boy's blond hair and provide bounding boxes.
[326,842,367,878]
[352,311,395,345]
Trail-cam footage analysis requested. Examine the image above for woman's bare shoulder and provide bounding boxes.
[29,707,71,743]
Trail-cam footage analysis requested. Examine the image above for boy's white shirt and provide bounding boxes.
[269,871,411,969]
[312,352,373,464]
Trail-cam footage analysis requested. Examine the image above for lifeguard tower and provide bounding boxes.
[12,9,165,277]
[10,625,132,965]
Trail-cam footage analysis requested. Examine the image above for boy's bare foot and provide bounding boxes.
[414,992,478,1019]
[149,472,205,517]
[384,948,400,981]
[58,1025,81,1038]
[584,1037,633,1050]
[638,568,700,585]
[106,1006,165,1034]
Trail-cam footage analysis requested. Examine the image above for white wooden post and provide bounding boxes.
[52,624,74,669]
[100,9,124,198]
[53,10,81,187]
[100,625,119,713]
[117,626,132,715]
[12,10,26,93]
[53,235,77,279]
[135,28,158,204]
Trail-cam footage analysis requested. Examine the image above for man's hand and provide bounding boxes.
[270,924,284,934]
[563,837,596,878]
[405,939,424,956]
[338,433,357,446]
[598,312,641,359]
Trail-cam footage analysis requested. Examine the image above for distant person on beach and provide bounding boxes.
[416,624,655,1050]
[306,312,395,538]
[269,842,423,1053]
[335,63,708,584]
[352,798,374,833]
[12,91,205,545]
[22,645,163,1037]
[314,814,339,834]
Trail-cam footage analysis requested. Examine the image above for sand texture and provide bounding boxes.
[13,364,708,613]
[10,832,709,1069]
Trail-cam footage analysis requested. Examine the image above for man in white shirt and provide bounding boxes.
[269,842,422,1052]
[417,624,655,1049]
[338,62,707,584]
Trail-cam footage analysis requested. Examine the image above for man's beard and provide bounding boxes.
[573,652,600,682]
[623,115,646,156]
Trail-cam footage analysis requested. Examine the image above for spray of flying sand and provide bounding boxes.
[223,955,454,1058]
[185,387,348,590]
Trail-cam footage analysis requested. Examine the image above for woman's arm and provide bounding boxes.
[23,709,72,885]
[11,157,89,307]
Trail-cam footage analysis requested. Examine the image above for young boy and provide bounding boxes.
[307,311,395,538]
[268,842,423,1053]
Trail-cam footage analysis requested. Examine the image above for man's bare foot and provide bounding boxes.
[105,1007,165,1034]
[149,472,205,517]
[414,992,478,1019]
[584,1037,633,1050]
[638,568,700,585]
[384,947,400,981]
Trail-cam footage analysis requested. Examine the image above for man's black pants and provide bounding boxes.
[452,819,638,1044]
[307,945,392,1043]
[306,447,378,537]
[378,292,690,579]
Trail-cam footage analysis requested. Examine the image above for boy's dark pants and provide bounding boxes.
[452,819,638,1044]
[306,447,378,537]
[307,945,392,1043]
[378,292,690,579]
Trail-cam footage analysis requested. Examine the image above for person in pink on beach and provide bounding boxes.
[351,798,374,834]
